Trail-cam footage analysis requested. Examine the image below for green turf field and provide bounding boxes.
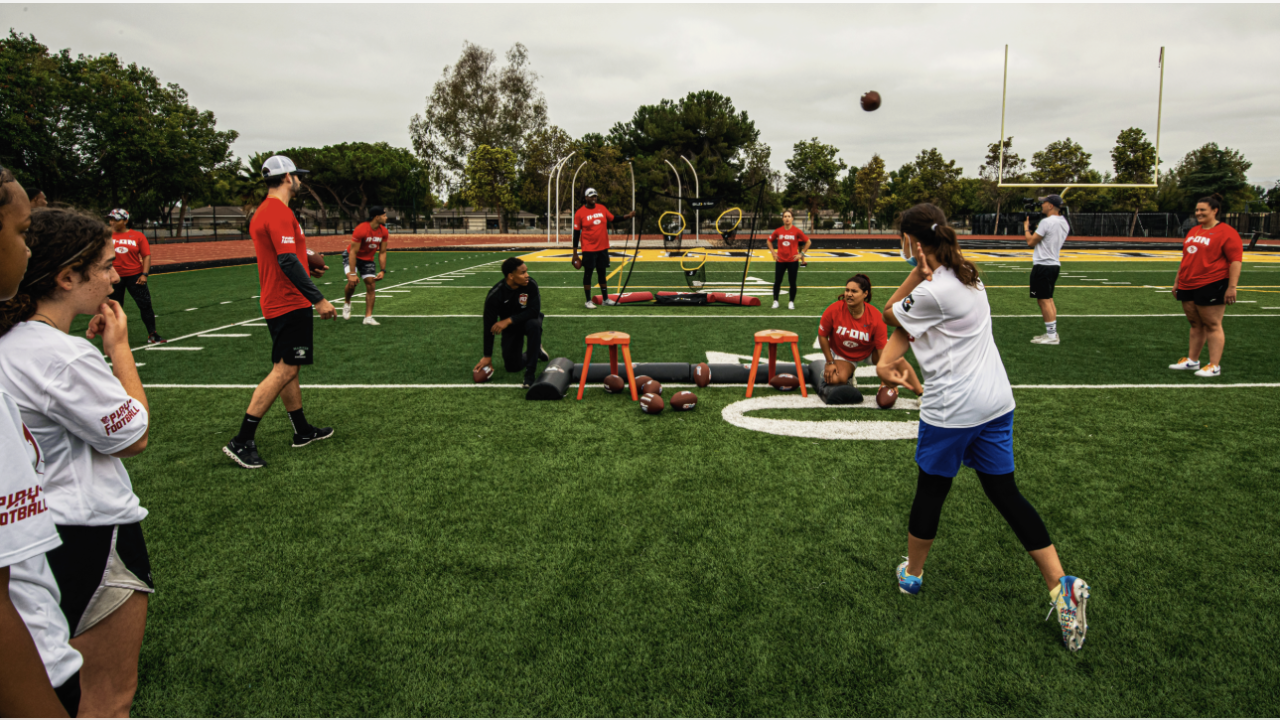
[90,251,1280,715]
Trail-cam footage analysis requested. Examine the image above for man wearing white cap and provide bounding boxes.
[572,188,634,309]
[223,155,337,469]
[107,208,166,344]
[1025,194,1070,345]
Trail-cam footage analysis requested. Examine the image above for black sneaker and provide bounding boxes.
[538,344,550,361]
[522,370,537,389]
[292,426,334,448]
[223,438,265,469]
[147,333,167,344]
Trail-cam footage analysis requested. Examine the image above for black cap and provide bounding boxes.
[368,205,386,219]
[1038,194,1064,209]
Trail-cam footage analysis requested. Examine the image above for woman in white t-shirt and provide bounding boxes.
[878,202,1091,652]
[0,207,153,717]
[0,167,83,716]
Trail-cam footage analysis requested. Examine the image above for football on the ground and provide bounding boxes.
[640,392,664,414]
[473,365,493,384]
[603,374,625,393]
[769,373,800,392]
[693,363,711,388]
[641,380,663,396]
[670,391,698,411]
[631,375,653,389]
[306,249,327,277]
[876,385,899,409]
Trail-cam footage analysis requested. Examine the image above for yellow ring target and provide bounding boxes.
[659,211,686,237]
[679,249,707,271]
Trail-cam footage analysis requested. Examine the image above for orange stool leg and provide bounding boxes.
[792,341,808,397]
[577,345,594,400]
[621,344,637,401]
[746,341,763,398]
[768,344,778,380]
[609,346,619,376]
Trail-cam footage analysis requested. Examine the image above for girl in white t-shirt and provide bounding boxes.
[0,207,153,716]
[878,202,1091,652]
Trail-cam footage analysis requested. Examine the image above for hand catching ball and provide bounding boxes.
[860,90,881,112]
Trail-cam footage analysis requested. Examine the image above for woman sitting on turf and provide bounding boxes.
[766,209,810,310]
[1168,192,1242,378]
[0,208,153,716]
[878,202,1090,652]
[817,273,921,395]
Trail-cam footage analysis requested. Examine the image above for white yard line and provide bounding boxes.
[144,346,204,351]
[144,382,1280,390]
[367,313,1280,319]
[197,333,252,338]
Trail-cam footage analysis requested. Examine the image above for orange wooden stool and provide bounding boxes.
[577,331,639,400]
[746,329,808,398]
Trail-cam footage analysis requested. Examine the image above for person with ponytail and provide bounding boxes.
[0,207,153,715]
[878,202,1091,652]
[1168,193,1242,377]
[766,209,810,310]
[816,273,921,395]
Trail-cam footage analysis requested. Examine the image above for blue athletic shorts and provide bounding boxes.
[915,410,1015,477]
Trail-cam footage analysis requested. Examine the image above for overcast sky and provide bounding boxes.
[12,3,1280,188]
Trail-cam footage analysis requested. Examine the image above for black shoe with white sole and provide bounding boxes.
[292,426,335,448]
[223,438,266,469]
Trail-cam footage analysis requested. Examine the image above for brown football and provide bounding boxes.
[641,380,663,396]
[473,365,493,384]
[860,90,881,112]
[769,373,800,392]
[640,392,664,414]
[876,385,899,409]
[631,375,653,389]
[670,391,698,411]
[693,363,711,388]
[603,374,625,393]
[572,255,583,270]
[306,249,327,277]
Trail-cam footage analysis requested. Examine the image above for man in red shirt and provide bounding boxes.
[107,209,165,344]
[222,155,337,470]
[341,206,390,325]
[571,188,634,309]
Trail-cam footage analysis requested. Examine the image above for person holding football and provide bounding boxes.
[767,209,810,310]
[571,188,634,309]
[817,273,921,394]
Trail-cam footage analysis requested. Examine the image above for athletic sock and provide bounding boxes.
[1045,321,1057,336]
[287,408,311,435]
[236,413,262,442]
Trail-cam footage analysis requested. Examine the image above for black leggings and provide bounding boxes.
[773,261,799,301]
[908,468,1053,552]
[583,266,607,298]
[109,274,157,334]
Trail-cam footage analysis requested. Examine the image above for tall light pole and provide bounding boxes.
[546,154,573,242]
[554,151,577,244]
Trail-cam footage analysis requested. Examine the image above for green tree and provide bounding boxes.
[907,148,963,213]
[1031,138,1100,211]
[853,154,887,229]
[255,143,424,227]
[784,138,846,231]
[517,124,573,223]
[1111,128,1158,235]
[978,137,1025,228]
[463,145,519,233]
[1175,142,1253,212]
[409,41,548,189]
[740,140,782,218]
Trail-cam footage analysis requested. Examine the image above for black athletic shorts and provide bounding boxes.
[1029,264,1061,299]
[1175,277,1229,306]
[342,250,379,279]
[267,306,314,365]
[46,522,154,638]
[581,250,611,271]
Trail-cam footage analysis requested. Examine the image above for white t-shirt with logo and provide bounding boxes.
[1,388,83,687]
[891,266,1016,428]
[0,322,149,526]
[1033,215,1069,266]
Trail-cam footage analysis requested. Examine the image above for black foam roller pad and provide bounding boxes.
[571,363,637,382]
[630,363,692,383]
[808,358,827,393]
[526,357,574,400]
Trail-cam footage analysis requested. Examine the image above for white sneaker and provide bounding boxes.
[788,301,795,310]
[1031,333,1060,345]
[1168,357,1201,370]
[585,301,597,309]
[363,316,380,326]
[771,300,779,309]
[1194,363,1220,377]
[342,303,351,320]
[603,299,618,306]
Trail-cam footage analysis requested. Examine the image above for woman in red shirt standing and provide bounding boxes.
[1168,193,1242,378]
[817,274,922,394]
[766,209,810,310]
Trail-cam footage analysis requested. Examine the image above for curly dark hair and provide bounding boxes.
[0,207,112,337]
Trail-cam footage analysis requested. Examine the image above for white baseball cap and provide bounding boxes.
[261,155,309,179]
[584,187,598,197]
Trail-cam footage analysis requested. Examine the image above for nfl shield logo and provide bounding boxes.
[519,293,528,306]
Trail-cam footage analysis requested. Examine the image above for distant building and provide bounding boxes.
[431,207,540,232]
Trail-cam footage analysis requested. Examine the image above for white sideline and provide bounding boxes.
[143,382,1280,390]
[367,313,1280,319]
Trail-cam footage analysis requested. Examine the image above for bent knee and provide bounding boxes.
[525,318,542,331]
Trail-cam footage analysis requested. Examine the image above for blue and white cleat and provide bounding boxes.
[1047,575,1090,651]
[896,558,923,596]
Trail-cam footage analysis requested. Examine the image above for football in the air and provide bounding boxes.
[876,385,899,409]
[603,374,625,393]
[473,365,493,384]
[641,380,663,396]
[631,375,653,389]
[670,391,698,411]
[693,363,711,388]
[306,249,327,277]
[860,90,881,112]
[769,373,800,392]
[640,392,664,414]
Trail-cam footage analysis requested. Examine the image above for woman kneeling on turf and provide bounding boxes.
[817,273,921,395]
[878,202,1090,652]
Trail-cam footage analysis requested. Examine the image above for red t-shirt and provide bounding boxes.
[111,230,150,277]
[351,222,390,261]
[250,197,312,319]
[574,205,614,253]
[818,300,888,363]
[1176,223,1243,290]
[769,226,809,262]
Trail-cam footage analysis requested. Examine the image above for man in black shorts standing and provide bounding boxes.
[473,257,550,388]
[572,188,634,309]
[223,155,337,469]
[1025,194,1069,345]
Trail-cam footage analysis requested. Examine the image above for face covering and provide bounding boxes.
[901,242,918,267]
